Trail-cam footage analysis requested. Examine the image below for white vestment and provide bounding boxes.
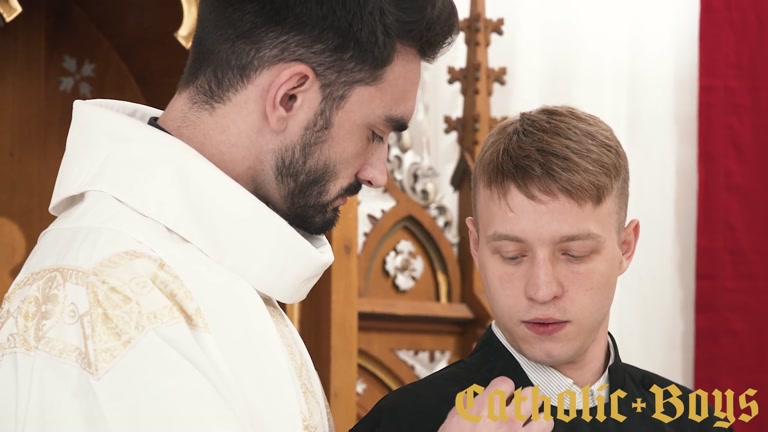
[0,99,335,432]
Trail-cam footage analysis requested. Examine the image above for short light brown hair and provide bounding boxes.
[472,105,630,230]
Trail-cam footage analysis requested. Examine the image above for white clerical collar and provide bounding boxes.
[49,99,334,303]
[491,321,614,409]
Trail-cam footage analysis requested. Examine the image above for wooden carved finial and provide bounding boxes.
[458,17,470,35]
[444,115,462,136]
[447,66,465,85]
[447,66,467,96]
[0,0,22,24]
[487,67,507,95]
[446,0,506,163]
[445,0,501,336]
[485,17,504,42]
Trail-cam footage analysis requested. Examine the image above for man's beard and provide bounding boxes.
[273,109,362,236]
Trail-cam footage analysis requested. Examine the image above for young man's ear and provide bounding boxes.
[466,216,480,266]
[265,63,319,132]
[618,219,640,275]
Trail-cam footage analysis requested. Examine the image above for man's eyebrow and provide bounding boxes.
[488,232,526,243]
[487,232,605,244]
[557,232,604,243]
[384,115,409,133]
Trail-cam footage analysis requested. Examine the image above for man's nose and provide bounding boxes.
[524,256,564,304]
[356,144,388,188]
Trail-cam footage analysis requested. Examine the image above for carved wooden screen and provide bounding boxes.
[0,0,188,300]
[351,0,506,425]
[353,93,474,418]
[324,0,505,426]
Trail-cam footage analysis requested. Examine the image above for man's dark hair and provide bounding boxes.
[178,0,459,115]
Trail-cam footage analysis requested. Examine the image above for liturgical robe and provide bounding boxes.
[352,327,738,432]
[0,99,335,432]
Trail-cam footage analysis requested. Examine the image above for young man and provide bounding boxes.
[351,106,734,431]
[0,1,464,431]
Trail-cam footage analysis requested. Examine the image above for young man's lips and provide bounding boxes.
[523,319,568,336]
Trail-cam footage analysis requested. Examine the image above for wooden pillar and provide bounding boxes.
[445,0,506,352]
[300,197,359,432]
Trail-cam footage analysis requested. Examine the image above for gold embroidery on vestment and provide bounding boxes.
[262,297,330,431]
[0,250,207,377]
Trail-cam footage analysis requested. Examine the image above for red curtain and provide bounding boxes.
[696,1,768,431]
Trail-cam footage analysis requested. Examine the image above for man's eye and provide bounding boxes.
[564,252,589,261]
[371,131,384,143]
[502,255,523,263]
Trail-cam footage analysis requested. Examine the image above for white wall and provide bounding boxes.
[366,0,701,387]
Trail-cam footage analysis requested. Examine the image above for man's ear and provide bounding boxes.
[618,219,640,275]
[264,63,319,132]
[467,217,480,266]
